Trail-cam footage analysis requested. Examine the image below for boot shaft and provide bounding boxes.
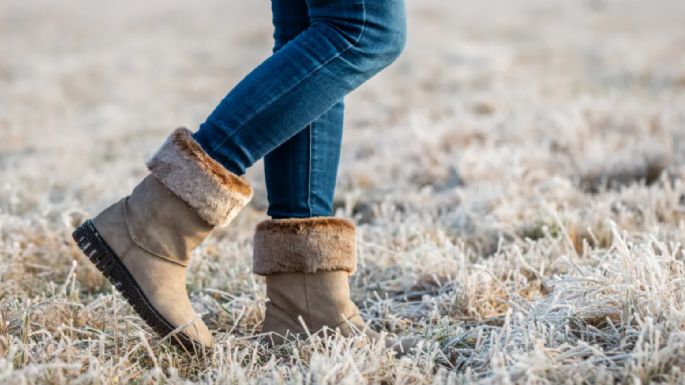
[124,175,213,264]
[94,127,253,266]
[265,271,359,330]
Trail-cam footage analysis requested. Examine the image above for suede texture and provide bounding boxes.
[261,271,416,354]
[253,217,357,275]
[262,271,364,334]
[147,127,253,226]
[92,186,213,347]
[124,175,212,266]
[89,127,254,350]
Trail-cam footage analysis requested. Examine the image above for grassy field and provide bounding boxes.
[2,0,685,383]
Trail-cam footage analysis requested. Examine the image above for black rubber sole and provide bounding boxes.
[72,220,206,355]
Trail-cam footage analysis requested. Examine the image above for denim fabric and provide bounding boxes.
[264,0,345,218]
[193,0,407,218]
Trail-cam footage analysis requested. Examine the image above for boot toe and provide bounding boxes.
[182,318,213,349]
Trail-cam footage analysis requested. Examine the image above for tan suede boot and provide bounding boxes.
[254,217,415,355]
[72,128,252,354]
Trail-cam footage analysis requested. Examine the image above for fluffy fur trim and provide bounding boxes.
[253,217,357,275]
[147,127,253,226]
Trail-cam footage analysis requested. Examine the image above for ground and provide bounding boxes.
[2,0,685,384]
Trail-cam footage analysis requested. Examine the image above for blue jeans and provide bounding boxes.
[193,0,407,218]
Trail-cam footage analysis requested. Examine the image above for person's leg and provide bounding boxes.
[265,0,345,219]
[192,0,406,178]
[237,1,415,353]
[264,105,343,218]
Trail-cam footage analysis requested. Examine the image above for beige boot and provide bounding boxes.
[254,217,415,355]
[72,128,252,353]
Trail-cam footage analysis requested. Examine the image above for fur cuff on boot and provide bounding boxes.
[253,217,357,275]
[147,127,253,226]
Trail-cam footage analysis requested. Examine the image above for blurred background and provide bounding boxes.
[2,0,685,382]
[1,0,684,215]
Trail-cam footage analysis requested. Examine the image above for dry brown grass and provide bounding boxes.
[2,0,685,383]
